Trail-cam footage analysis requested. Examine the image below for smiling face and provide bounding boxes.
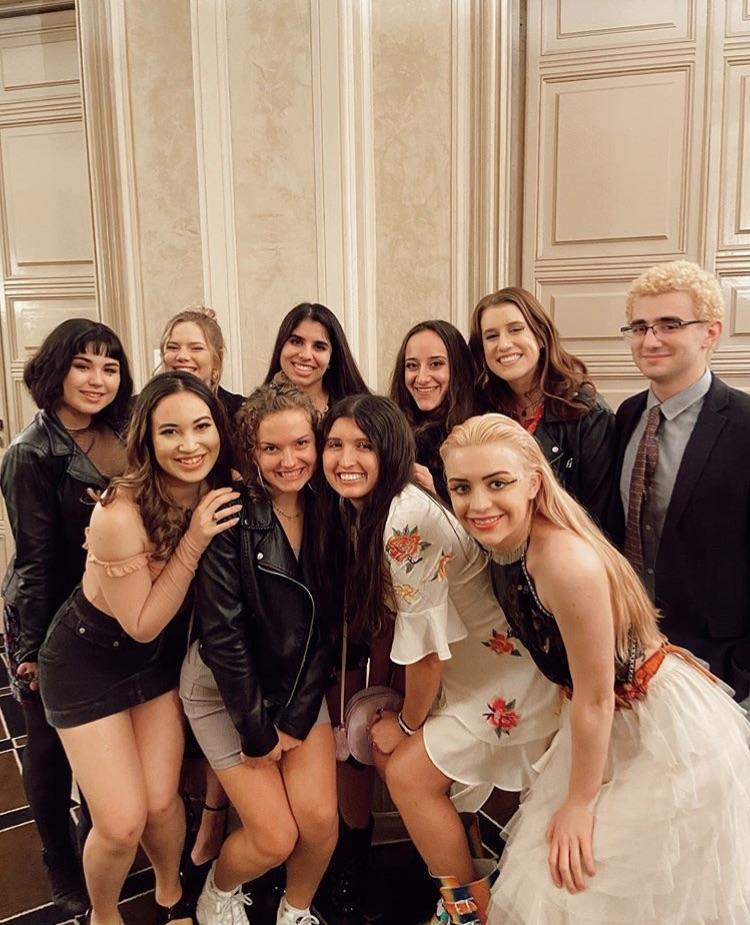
[279,319,332,395]
[151,390,221,487]
[444,442,539,551]
[162,321,218,387]
[59,345,121,425]
[404,329,451,412]
[480,302,542,396]
[254,408,316,499]
[322,417,380,510]
[628,290,720,399]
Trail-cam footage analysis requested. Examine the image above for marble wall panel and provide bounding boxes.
[372,0,453,388]
[227,0,319,392]
[124,0,204,363]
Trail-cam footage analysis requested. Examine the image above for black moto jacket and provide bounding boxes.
[1,411,119,663]
[195,490,333,758]
[533,390,616,528]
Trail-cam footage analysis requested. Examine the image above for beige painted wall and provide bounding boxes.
[226,0,319,392]
[371,0,453,388]
[123,0,204,369]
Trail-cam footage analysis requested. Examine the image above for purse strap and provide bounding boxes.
[338,619,348,729]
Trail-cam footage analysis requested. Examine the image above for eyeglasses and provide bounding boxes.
[620,319,705,339]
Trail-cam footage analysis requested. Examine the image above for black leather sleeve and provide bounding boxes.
[275,625,333,740]
[576,401,617,529]
[195,523,279,758]
[0,444,62,662]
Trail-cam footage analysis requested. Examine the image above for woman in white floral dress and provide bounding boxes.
[320,394,560,925]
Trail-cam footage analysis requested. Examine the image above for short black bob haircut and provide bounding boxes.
[23,318,133,426]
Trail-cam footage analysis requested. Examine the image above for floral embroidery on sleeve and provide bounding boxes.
[483,628,522,657]
[484,696,521,737]
[393,583,420,604]
[431,549,454,582]
[386,525,431,574]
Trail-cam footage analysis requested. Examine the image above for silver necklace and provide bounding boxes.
[491,538,529,565]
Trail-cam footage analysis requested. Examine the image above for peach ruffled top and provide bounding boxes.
[81,527,203,642]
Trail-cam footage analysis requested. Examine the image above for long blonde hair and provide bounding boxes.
[440,414,662,662]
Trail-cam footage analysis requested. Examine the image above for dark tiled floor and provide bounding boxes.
[0,644,507,925]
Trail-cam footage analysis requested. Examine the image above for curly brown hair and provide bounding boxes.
[235,373,317,497]
[469,287,595,420]
[102,371,233,559]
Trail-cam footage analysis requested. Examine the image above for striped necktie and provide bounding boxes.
[624,404,662,576]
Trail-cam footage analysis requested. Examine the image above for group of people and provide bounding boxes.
[2,258,749,925]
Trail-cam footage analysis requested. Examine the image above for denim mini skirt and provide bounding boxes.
[39,587,179,728]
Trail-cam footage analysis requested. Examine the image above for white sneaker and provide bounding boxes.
[196,863,253,925]
[275,896,319,925]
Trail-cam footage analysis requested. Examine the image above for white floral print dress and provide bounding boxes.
[385,483,560,791]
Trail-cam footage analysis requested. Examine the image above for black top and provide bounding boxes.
[490,554,631,690]
[0,411,122,663]
[217,385,245,421]
[195,488,334,757]
[415,428,449,504]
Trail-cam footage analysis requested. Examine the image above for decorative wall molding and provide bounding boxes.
[310,0,377,386]
[77,0,147,385]
[450,0,472,333]
[190,0,242,392]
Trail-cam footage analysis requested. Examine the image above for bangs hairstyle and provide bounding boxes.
[469,287,595,420]
[263,302,370,403]
[441,414,663,661]
[159,305,226,389]
[625,260,725,323]
[104,371,233,559]
[321,394,415,641]
[23,318,133,424]
[389,320,476,436]
[235,373,317,498]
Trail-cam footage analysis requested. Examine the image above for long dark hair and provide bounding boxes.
[23,318,133,425]
[469,287,594,420]
[388,320,475,499]
[264,302,370,403]
[104,371,233,559]
[320,394,415,641]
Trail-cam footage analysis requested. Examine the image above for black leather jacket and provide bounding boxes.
[1,411,118,663]
[534,391,616,528]
[195,490,333,758]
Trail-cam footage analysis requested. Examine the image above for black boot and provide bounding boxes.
[42,849,89,918]
[316,816,374,924]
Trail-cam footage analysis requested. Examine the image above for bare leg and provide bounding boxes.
[212,762,298,891]
[327,667,373,828]
[281,724,338,909]
[385,731,474,882]
[59,713,148,925]
[191,764,227,865]
[131,690,188,919]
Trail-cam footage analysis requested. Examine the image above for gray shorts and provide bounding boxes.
[179,641,330,770]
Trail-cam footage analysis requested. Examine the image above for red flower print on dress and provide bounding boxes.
[386,525,431,574]
[483,696,521,738]
[483,628,522,657]
[431,549,454,582]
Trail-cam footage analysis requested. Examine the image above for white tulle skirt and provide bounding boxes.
[489,654,750,925]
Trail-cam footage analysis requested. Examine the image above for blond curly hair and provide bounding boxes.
[625,261,724,322]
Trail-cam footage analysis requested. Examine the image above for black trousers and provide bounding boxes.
[21,692,89,858]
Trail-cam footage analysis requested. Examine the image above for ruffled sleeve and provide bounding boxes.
[386,486,468,665]
[85,533,151,577]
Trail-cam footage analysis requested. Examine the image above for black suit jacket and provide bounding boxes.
[609,374,750,697]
